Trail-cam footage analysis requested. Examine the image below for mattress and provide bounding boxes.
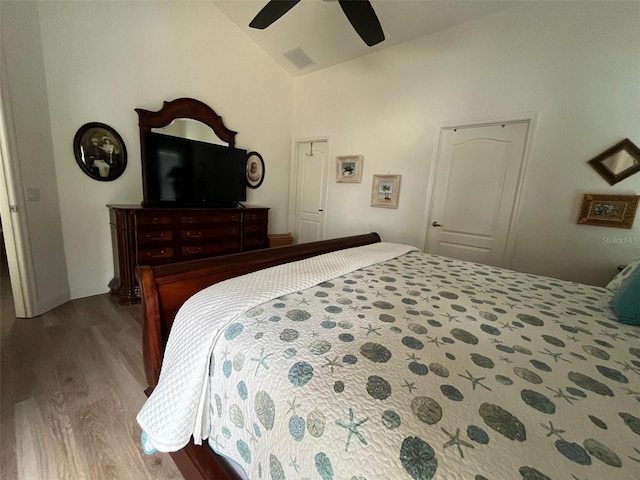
[140,245,640,479]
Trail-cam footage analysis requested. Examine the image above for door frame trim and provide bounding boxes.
[422,113,538,268]
[0,53,38,317]
[287,136,331,242]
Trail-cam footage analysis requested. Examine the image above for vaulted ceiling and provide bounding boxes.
[213,0,520,77]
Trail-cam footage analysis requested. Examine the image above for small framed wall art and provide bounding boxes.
[577,193,639,229]
[336,155,363,183]
[371,174,401,209]
[246,151,265,189]
[73,122,127,181]
[587,138,640,185]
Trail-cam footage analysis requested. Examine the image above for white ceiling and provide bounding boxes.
[212,0,520,77]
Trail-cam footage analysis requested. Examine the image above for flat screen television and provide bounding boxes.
[143,132,247,208]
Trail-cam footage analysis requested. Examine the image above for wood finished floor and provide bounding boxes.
[0,246,184,479]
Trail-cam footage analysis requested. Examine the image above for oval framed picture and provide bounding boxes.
[73,122,127,181]
[246,151,265,189]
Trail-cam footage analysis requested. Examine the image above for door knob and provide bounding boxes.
[318,209,324,212]
[432,221,442,227]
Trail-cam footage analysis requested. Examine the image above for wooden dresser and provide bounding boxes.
[107,204,269,304]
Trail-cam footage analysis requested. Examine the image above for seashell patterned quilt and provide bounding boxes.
[139,245,640,480]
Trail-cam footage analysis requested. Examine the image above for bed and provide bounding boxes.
[136,233,640,480]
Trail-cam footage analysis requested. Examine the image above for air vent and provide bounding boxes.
[283,47,315,70]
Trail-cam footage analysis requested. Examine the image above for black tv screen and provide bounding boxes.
[144,132,247,207]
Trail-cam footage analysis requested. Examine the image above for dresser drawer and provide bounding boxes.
[137,230,174,244]
[138,247,174,263]
[243,237,268,250]
[181,242,239,258]
[243,210,268,224]
[180,213,241,225]
[181,226,239,241]
[136,215,175,226]
[243,223,267,235]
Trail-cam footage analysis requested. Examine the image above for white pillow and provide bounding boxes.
[606,258,640,291]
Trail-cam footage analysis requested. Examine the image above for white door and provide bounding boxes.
[426,122,529,267]
[292,140,328,244]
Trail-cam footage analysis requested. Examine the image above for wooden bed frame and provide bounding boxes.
[137,233,382,480]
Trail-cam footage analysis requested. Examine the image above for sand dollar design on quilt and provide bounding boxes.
[399,436,438,480]
[196,249,640,479]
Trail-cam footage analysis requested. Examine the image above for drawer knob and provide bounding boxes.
[151,218,159,224]
[148,250,165,258]
[186,231,202,238]
[146,233,165,240]
[186,247,202,254]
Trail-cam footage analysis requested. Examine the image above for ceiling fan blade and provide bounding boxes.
[249,0,301,29]
[338,0,385,46]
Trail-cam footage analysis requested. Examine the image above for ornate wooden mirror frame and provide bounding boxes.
[135,98,238,206]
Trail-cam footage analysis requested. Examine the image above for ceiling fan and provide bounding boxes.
[249,0,385,47]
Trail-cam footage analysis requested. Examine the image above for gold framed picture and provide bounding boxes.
[577,194,639,229]
[336,155,363,183]
[371,174,401,209]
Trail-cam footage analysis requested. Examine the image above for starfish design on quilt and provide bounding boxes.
[458,370,492,391]
[222,347,230,359]
[210,433,224,450]
[620,386,640,401]
[505,301,518,309]
[374,290,385,297]
[499,321,516,331]
[441,427,475,458]
[289,456,301,472]
[499,356,513,365]
[546,386,579,404]
[349,305,360,311]
[442,312,460,323]
[336,408,369,452]
[539,348,571,363]
[406,353,421,362]
[323,356,343,373]
[599,330,623,342]
[540,421,566,439]
[489,338,502,344]
[250,348,274,374]
[615,360,640,375]
[362,324,381,336]
[296,297,310,305]
[426,336,443,347]
[287,396,301,415]
[253,317,267,326]
[567,335,580,343]
[245,427,258,443]
[402,380,417,393]
[311,331,320,338]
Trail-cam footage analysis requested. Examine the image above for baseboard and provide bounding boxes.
[70,283,109,300]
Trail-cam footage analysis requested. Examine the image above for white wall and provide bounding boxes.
[292,1,640,286]
[33,1,293,299]
[1,1,70,313]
